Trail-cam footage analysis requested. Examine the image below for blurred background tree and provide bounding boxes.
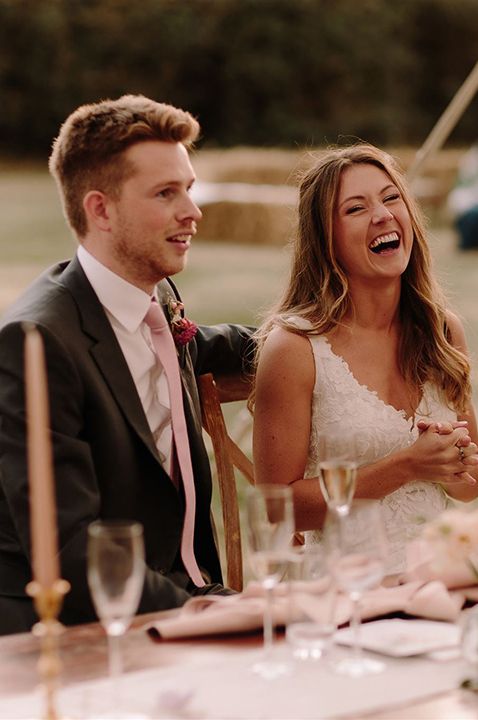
[1,0,477,157]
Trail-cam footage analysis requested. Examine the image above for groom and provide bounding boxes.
[0,95,253,634]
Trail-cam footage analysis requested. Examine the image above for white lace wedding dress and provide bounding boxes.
[295,325,456,574]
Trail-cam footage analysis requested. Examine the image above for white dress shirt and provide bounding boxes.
[77,246,173,472]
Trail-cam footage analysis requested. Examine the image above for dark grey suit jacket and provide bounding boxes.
[0,256,253,634]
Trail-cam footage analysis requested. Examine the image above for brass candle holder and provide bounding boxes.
[26,578,71,720]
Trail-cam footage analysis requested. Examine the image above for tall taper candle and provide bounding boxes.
[24,324,60,588]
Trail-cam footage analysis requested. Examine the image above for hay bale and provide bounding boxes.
[197,200,296,246]
[193,147,304,185]
[193,178,298,246]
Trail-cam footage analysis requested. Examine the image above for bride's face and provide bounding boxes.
[332,163,413,284]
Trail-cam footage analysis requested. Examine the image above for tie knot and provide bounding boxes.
[144,300,168,331]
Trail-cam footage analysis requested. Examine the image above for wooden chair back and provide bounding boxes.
[198,373,253,591]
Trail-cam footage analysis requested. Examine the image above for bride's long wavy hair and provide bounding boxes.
[251,143,470,412]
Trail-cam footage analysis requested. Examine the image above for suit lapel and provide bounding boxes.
[60,257,162,465]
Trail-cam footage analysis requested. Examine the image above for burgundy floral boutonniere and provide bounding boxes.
[167,298,198,347]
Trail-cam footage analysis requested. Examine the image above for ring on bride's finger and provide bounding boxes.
[458,446,466,462]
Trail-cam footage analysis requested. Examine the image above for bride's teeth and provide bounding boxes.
[370,232,398,249]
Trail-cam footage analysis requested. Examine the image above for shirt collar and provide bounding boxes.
[77,246,153,333]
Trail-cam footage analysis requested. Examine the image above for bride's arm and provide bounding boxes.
[253,327,326,529]
[252,328,440,530]
[352,427,476,501]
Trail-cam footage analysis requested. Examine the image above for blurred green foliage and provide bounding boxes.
[1,0,478,155]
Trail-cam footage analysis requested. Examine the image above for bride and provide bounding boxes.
[251,143,478,574]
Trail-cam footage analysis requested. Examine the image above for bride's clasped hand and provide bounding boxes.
[415,419,478,485]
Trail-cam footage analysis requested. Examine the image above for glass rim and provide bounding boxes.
[87,520,144,537]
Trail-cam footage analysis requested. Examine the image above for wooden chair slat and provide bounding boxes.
[198,373,253,591]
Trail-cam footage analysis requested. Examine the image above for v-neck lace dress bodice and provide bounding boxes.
[290,320,456,574]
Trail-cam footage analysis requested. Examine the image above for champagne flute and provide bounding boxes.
[87,520,146,711]
[317,430,359,517]
[285,544,336,661]
[246,484,294,679]
[326,499,387,677]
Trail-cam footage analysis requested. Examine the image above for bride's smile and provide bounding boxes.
[333,163,413,282]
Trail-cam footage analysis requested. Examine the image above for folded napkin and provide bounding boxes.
[147,580,465,641]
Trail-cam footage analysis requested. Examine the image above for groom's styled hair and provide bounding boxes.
[49,94,200,238]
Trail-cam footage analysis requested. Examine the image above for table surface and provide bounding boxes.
[1,610,478,720]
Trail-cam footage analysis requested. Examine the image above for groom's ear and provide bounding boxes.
[83,190,113,233]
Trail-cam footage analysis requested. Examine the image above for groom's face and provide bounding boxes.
[106,140,202,292]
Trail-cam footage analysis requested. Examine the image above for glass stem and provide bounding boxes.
[336,511,346,547]
[107,631,123,679]
[350,593,363,663]
[263,583,275,659]
[327,581,338,645]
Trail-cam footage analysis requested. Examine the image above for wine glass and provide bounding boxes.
[246,484,294,679]
[87,520,146,710]
[326,499,387,677]
[285,544,336,661]
[317,430,359,518]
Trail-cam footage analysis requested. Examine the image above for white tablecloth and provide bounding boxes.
[0,640,472,719]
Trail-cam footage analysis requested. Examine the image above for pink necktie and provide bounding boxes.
[144,300,205,587]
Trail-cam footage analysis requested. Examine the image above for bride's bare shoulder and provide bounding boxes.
[258,326,315,387]
[262,325,313,353]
